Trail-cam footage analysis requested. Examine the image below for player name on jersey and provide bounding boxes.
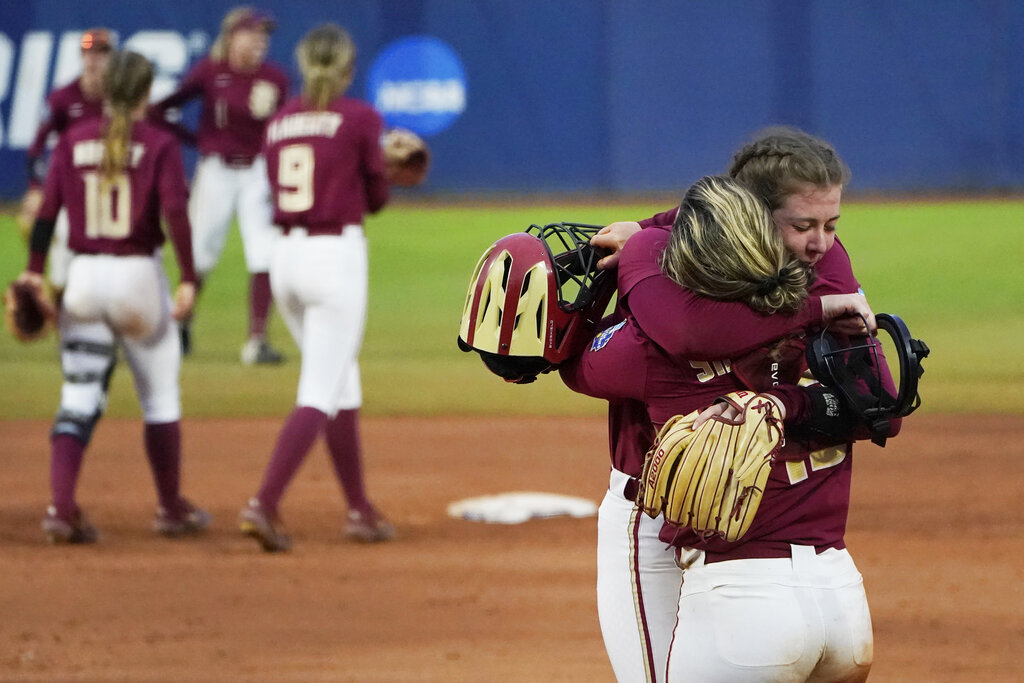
[73,139,145,168]
[265,112,343,144]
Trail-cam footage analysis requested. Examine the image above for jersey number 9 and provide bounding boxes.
[278,144,315,212]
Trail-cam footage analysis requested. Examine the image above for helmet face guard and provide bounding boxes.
[458,222,614,383]
[806,313,930,446]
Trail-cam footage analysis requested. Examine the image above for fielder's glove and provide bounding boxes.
[4,277,56,343]
[382,128,431,186]
[637,390,784,542]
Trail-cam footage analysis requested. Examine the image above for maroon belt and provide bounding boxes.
[221,153,255,168]
[702,541,844,564]
[623,476,640,502]
[280,225,347,237]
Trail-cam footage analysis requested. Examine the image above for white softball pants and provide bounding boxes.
[598,468,686,683]
[60,253,182,424]
[270,227,367,416]
[189,155,276,276]
[667,545,873,682]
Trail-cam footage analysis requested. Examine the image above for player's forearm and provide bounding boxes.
[26,218,56,273]
[629,276,823,360]
[164,206,197,284]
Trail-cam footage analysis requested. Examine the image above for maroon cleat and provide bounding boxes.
[238,498,291,552]
[154,498,212,537]
[42,506,99,545]
[345,507,395,543]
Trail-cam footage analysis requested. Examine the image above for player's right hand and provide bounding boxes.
[820,292,876,335]
[172,282,196,322]
[591,221,641,270]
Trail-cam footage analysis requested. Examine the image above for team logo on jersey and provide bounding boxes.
[589,320,625,352]
[249,80,278,119]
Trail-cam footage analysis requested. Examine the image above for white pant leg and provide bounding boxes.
[119,257,182,423]
[597,469,682,683]
[271,228,367,416]
[48,209,72,289]
[236,156,277,273]
[64,254,181,423]
[190,156,242,277]
[667,546,873,683]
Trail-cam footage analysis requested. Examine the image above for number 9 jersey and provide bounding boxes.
[263,96,390,232]
[36,117,195,279]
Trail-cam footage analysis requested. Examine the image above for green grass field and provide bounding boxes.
[1,197,1022,419]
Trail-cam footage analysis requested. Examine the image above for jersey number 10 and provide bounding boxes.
[83,172,131,239]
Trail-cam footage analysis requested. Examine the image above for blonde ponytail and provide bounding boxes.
[296,24,355,109]
[99,51,154,179]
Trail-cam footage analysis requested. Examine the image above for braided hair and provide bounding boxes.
[728,126,851,212]
[659,175,810,315]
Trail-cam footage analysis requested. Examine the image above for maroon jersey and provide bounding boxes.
[152,57,288,161]
[263,96,390,230]
[559,306,855,559]
[29,118,195,282]
[26,79,104,185]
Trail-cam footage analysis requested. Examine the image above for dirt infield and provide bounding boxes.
[0,414,1020,681]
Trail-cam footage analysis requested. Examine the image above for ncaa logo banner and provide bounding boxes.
[367,36,466,137]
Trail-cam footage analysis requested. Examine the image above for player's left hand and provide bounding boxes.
[693,392,786,429]
[172,282,196,322]
[590,221,641,270]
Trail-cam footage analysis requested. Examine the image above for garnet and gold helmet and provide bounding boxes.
[458,222,614,384]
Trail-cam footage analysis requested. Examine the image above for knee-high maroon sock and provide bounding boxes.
[256,406,328,514]
[249,272,273,339]
[50,434,86,519]
[325,409,370,513]
[144,422,182,512]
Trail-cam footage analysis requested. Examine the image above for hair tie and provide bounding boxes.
[756,274,783,296]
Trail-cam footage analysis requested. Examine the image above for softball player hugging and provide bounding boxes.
[150,6,288,364]
[238,23,394,552]
[18,50,209,544]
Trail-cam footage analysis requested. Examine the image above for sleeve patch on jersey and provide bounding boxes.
[590,320,626,352]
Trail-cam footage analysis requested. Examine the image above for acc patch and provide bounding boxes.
[590,320,625,352]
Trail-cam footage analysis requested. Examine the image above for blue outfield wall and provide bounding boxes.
[1,0,1023,198]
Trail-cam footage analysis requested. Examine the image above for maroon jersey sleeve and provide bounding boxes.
[155,137,196,283]
[637,205,678,229]
[626,275,822,361]
[153,59,206,113]
[361,111,389,212]
[27,136,70,273]
[617,227,823,361]
[26,91,66,182]
[559,319,647,402]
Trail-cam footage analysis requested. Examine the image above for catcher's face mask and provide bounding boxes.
[806,313,930,445]
[457,222,614,384]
